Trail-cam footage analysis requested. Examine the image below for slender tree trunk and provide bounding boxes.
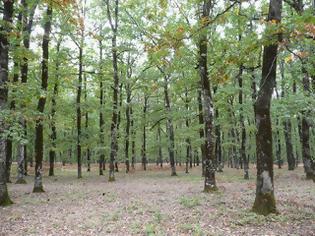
[21,0,38,177]
[197,89,206,176]
[141,95,148,171]
[158,122,163,168]
[107,0,119,182]
[76,46,83,179]
[115,82,123,173]
[252,0,282,215]
[214,108,223,172]
[163,76,177,176]
[33,5,52,192]
[301,66,315,181]
[284,119,296,170]
[84,73,90,173]
[0,0,14,206]
[99,40,105,175]
[125,84,131,173]
[238,67,249,178]
[49,40,61,177]
[280,61,295,170]
[130,106,136,169]
[185,88,191,173]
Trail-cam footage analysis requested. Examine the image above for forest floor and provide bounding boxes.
[1,163,314,236]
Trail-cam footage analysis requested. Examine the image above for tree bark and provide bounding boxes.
[238,67,249,178]
[84,72,90,173]
[0,0,14,206]
[107,0,119,182]
[198,0,217,192]
[49,39,61,177]
[252,0,282,215]
[141,95,148,171]
[20,0,38,177]
[163,75,177,176]
[99,39,105,175]
[185,88,192,173]
[33,5,52,193]
[197,89,206,176]
[301,66,315,181]
[158,122,163,168]
[76,46,83,179]
[125,83,131,173]
[130,106,136,169]
[7,1,23,184]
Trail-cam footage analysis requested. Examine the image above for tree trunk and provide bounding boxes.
[163,76,177,176]
[158,122,163,168]
[252,0,282,215]
[185,88,192,173]
[0,0,14,206]
[198,0,217,192]
[7,3,24,184]
[49,40,61,177]
[76,46,83,179]
[115,82,123,173]
[197,89,206,176]
[125,83,131,173]
[107,0,119,182]
[33,5,52,193]
[98,39,105,175]
[301,66,315,181]
[130,106,136,169]
[141,95,148,171]
[21,0,38,177]
[214,108,223,172]
[238,67,249,178]
[284,119,295,170]
[83,72,90,173]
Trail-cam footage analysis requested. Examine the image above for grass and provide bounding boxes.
[180,223,204,235]
[179,195,201,208]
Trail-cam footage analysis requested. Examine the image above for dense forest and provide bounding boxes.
[0,0,314,234]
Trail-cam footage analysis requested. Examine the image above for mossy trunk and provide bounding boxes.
[252,0,282,215]
[198,0,217,192]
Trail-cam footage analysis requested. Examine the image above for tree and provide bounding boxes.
[33,4,53,193]
[49,37,62,177]
[252,0,282,215]
[0,0,14,206]
[20,0,38,176]
[198,0,217,192]
[107,0,119,182]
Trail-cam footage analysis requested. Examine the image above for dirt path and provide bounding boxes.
[1,164,314,235]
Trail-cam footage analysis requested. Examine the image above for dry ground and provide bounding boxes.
[1,163,314,236]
